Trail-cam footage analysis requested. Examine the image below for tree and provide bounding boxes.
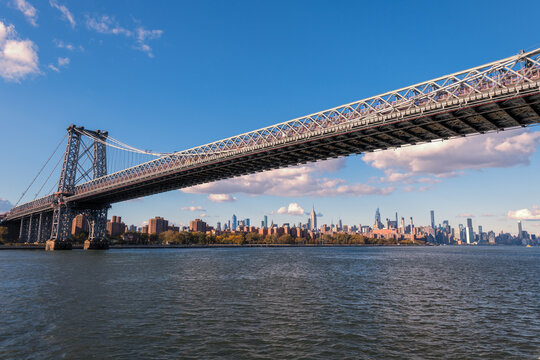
[245,232,261,244]
[0,227,8,244]
[277,234,293,244]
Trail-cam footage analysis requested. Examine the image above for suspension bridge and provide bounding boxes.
[2,48,540,250]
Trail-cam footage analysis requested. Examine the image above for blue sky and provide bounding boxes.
[1,0,540,235]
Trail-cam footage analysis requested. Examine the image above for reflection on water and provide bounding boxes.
[0,247,539,359]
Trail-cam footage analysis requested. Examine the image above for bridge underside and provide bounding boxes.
[74,91,540,207]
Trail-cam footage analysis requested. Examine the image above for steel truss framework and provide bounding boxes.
[5,48,540,222]
[11,126,109,245]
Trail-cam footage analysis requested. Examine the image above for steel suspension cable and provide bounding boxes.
[33,154,63,200]
[15,133,67,207]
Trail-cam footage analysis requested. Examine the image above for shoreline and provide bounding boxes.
[0,243,528,250]
[0,243,428,250]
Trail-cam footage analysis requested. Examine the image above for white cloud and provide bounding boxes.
[49,0,76,28]
[183,158,393,198]
[199,213,207,218]
[277,203,305,216]
[457,213,475,218]
[0,21,39,81]
[57,57,69,66]
[135,27,163,58]
[364,130,540,183]
[47,56,69,72]
[85,15,162,57]
[181,205,205,212]
[208,194,236,202]
[86,15,131,36]
[0,198,13,213]
[11,0,38,27]
[508,205,540,220]
[54,39,83,51]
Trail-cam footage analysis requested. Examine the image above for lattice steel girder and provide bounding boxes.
[58,125,81,194]
[87,207,108,241]
[50,203,72,241]
[93,130,108,179]
[5,50,540,219]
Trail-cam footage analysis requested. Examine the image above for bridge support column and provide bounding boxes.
[18,217,25,242]
[46,204,73,251]
[84,207,109,250]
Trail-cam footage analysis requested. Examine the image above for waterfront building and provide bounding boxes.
[71,214,89,236]
[190,219,207,232]
[107,216,126,237]
[216,222,221,231]
[232,214,237,231]
[148,216,168,235]
[517,220,523,239]
[430,210,435,229]
[264,215,268,228]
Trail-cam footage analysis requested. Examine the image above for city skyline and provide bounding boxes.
[111,206,538,240]
[1,1,540,235]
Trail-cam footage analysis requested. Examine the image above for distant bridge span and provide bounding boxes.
[3,49,540,249]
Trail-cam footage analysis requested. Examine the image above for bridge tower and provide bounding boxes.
[45,125,110,250]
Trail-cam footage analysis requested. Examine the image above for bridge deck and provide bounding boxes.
[4,49,540,221]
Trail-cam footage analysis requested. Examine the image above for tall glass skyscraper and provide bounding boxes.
[466,218,474,244]
[232,214,237,231]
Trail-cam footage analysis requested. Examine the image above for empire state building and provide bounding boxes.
[310,206,317,231]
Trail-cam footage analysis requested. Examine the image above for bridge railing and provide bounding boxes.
[7,194,55,218]
[7,49,540,216]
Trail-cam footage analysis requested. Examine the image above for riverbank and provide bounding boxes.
[0,243,428,250]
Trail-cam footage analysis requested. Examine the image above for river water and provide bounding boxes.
[0,246,538,359]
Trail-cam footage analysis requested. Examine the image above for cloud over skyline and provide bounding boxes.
[363,130,540,183]
[183,158,394,198]
[207,194,236,202]
[181,205,205,212]
[508,205,540,221]
[277,203,305,216]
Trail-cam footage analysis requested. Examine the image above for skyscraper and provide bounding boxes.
[374,208,383,229]
[466,218,474,244]
[216,222,221,231]
[517,220,523,239]
[430,210,435,229]
[232,214,237,231]
[264,215,268,228]
[310,206,317,231]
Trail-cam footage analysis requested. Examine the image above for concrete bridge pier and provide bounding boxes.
[83,239,109,250]
[45,240,72,251]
